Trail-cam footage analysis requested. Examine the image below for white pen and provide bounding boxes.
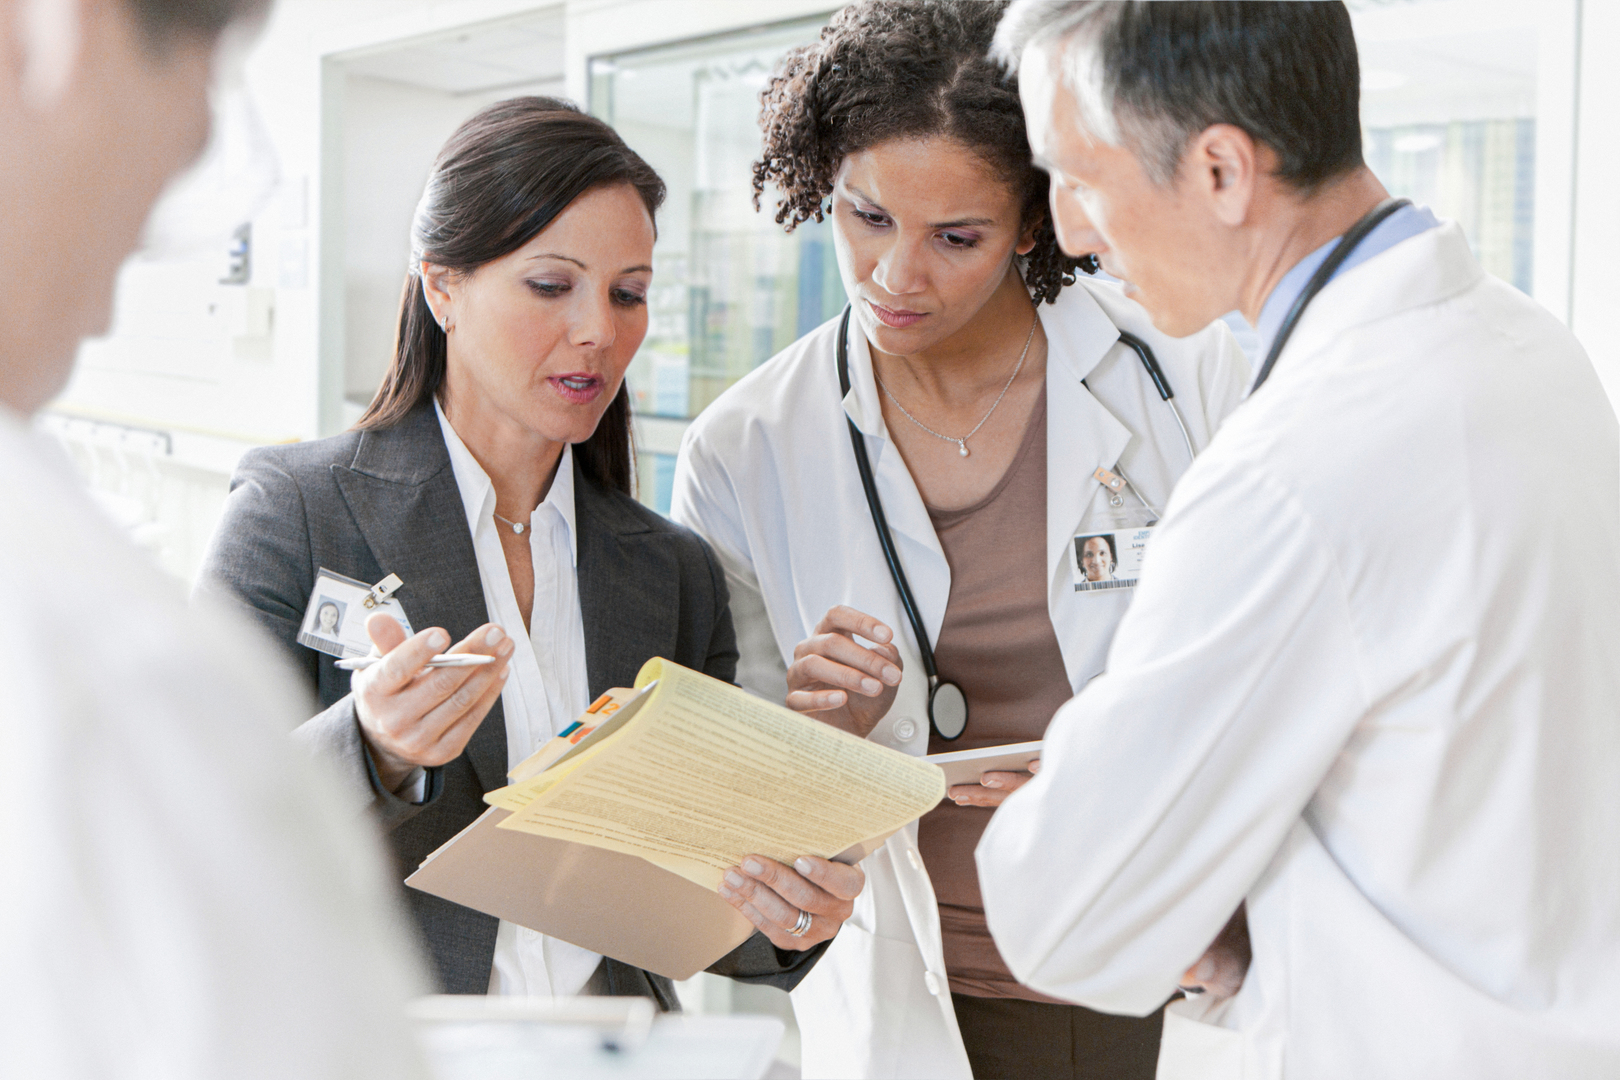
[335,654,497,671]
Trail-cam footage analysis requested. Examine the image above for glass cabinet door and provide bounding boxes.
[591,16,846,511]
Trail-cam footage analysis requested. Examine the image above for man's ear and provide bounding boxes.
[1183,123,1259,228]
[419,260,456,328]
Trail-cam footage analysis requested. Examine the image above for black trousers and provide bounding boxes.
[952,993,1165,1080]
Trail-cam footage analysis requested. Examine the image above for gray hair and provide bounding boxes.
[992,1,1365,189]
[993,3,1138,159]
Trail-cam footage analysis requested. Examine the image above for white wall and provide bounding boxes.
[1570,0,1620,410]
[342,76,487,405]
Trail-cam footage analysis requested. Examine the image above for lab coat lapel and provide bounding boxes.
[841,322,952,643]
[1041,288,1134,613]
[330,406,509,795]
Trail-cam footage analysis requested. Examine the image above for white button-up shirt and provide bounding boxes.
[435,402,602,998]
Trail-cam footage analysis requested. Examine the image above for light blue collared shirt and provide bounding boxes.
[1252,202,1441,380]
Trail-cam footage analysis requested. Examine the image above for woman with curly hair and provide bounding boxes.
[673,3,1248,1076]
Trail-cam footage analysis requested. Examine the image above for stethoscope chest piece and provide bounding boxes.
[929,679,969,741]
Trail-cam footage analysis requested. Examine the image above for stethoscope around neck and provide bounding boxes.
[835,302,1192,740]
[837,304,969,740]
[835,200,1405,741]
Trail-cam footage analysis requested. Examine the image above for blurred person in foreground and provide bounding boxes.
[978,3,1620,1078]
[0,1,430,1077]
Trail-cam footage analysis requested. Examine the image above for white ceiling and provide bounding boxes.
[341,8,565,95]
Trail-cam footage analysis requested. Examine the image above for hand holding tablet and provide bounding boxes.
[926,740,1043,808]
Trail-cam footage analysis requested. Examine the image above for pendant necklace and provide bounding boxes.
[873,314,1037,459]
[492,511,528,535]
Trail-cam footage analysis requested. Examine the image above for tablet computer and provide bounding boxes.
[925,740,1043,788]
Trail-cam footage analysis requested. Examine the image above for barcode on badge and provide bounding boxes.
[1073,577,1138,593]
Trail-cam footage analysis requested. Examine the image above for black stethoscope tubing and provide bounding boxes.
[837,306,968,739]
[835,303,1184,740]
[1252,197,1411,392]
[1116,329,1196,465]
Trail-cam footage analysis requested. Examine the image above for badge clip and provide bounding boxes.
[1093,466,1128,507]
[362,573,404,609]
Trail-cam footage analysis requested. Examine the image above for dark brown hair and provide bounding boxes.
[753,0,1086,304]
[357,97,665,496]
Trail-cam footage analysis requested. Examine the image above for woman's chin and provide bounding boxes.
[520,407,607,448]
[864,318,945,358]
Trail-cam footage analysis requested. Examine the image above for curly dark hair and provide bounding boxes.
[753,0,1085,304]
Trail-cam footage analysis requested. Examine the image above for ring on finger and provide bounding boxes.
[787,908,812,938]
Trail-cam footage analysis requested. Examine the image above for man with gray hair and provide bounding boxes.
[978,3,1620,1077]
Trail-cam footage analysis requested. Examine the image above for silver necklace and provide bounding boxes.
[873,315,1037,459]
[492,510,528,535]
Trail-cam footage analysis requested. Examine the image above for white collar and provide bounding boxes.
[434,398,577,567]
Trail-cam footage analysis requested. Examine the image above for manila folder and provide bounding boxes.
[406,806,753,981]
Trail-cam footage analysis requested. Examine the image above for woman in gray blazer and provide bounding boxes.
[200,98,859,1005]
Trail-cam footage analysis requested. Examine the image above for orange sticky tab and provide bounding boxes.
[1092,466,1127,493]
[585,693,614,714]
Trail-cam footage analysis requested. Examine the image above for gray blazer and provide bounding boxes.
[199,403,827,1006]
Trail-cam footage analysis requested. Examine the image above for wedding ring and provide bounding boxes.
[788,908,813,938]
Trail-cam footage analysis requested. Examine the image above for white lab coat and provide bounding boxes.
[0,408,431,1079]
[978,223,1620,1079]
[672,280,1248,1079]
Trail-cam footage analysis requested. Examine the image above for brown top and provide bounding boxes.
[915,388,1077,1002]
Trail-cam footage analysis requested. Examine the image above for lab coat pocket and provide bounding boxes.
[794,922,957,1080]
[1157,996,1244,1080]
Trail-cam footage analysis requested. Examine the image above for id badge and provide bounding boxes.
[1073,465,1157,593]
[1072,525,1154,592]
[297,568,414,658]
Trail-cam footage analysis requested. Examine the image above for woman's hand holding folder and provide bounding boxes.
[719,854,865,951]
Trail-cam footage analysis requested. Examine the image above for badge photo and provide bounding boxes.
[1073,526,1154,593]
[297,568,414,658]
